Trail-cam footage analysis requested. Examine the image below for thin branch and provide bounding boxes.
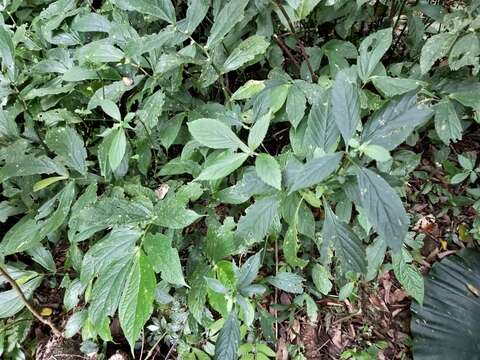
[273,34,300,70]
[274,0,296,34]
[298,41,318,82]
[0,265,62,337]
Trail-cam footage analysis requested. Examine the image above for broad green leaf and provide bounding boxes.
[322,202,366,274]
[236,196,280,247]
[65,311,87,338]
[214,312,240,360]
[366,237,387,281]
[255,154,282,190]
[27,245,56,272]
[119,251,156,350]
[0,26,15,80]
[283,225,308,268]
[144,233,187,286]
[448,33,480,71]
[357,28,392,82]
[248,112,272,151]
[197,152,249,181]
[288,152,342,193]
[450,90,480,108]
[434,98,462,144]
[89,257,132,328]
[338,282,354,301]
[237,252,262,289]
[206,0,249,49]
[450,172,469,184]
[295,0,322,20]
[267,272,304,294]
[331,69,360,144]
[0,155,67,183]
[392,251,424,304]
[0,110,19,142]
[356,167,409,251]
[80,227,141,284]
[185,0,210,34]
[109,128,127,171]
[77,41,124,64]
[371,76,425,97]
[153,197,201,229]
[64,279,86,311]
[223,35,269,73]
[286,85,307,128]
[304,93,339,153]
[1,216,42,255]
[33,176,69,192]
[231,80,265,101]
[0,276,43,318]
[45,127,88,174]
[111,0,176,23]
[72,13,112,33]
[362,144,391,162]
[99,99,121,121]
[361,91,433,150]
[188,118,248,152]
[420,32,457,74]
[137,90,165,130]
[311,264,332,295]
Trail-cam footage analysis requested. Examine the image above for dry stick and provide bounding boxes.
[273,34,300,70]
[0,265,62,337]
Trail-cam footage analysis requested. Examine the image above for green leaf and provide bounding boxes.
[185,0,210,34]
[33,175,69,192]
[236,196,280,247]
[89,257,132,328]
[366,237,387,281]
[448,33,480,71]
[357,28,392,82]
[188,118,248,152]
[223,35,269,73]
[304,93,340,153]
[0,275,43,319]
[255,154,282,190]
[206,0,249,49]
[331,69,360,144]
[111,0,176,23]
[411,249,480,359]
[197,152,249,181]
[45,127,88,174]
[237,252,262,289]
[338,282,354,301]
[420,32,457,74]
[450,172,470,184]
[267,272,304,294]
[77,41,124,64]
[99,99,121,121]
[231,80,265,101]
[153,197,201,229]
[119,250,156,350]
[289,152,342,193]
[144,233,187,286]
[295,0,322,20]
[434,98,462,144]
[0,25,15,80]
[1,216,42,255]
[0,155,67,183]
[65,311,87,338]
[248,112,271,151]
[286,85,307,128]
[138,90,165,130]
[322,202,366,274]
[312,264,332,295]
[361,91,433,150]
[362,144,391,162]
[392,251,424,304]
[371,76,425,97]
[0,109,19,142]
[214,312,240,360]
[356,167,409,252]
[109,128,127,172]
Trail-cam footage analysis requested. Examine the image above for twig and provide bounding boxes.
[143,333,165,360]
[274,0,296,34]
[298,41,318,82]
[273,34,300,69]
[0,265,62,337]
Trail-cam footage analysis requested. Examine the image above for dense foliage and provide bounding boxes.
[0,0,480,359]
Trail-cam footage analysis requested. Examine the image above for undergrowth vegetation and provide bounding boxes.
[0,0,480,359]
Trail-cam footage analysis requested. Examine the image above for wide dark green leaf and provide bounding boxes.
[206,0,249,49]
[255,154,282,190]
[223,35,269,73]
[331,69,360,144]
[188,118,248,152]
[434,98,462,144]
[0,25,15,80]
[197,152,249,181]
[357,28,392,82]
[411,249,480,360]
[356,167,409,252]
[111,0,176,23]
[0,155,67,183]
[322,202,366,274]
[1,216,42,255]
[420,32,457,74]
[45,127,87,174]
[118,251,156,350]
[361,91,433,150]
[214,312,240,360]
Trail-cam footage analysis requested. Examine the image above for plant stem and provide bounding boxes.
[298,41,318,82]
[0,265,62,337]
[273,34,300,69]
